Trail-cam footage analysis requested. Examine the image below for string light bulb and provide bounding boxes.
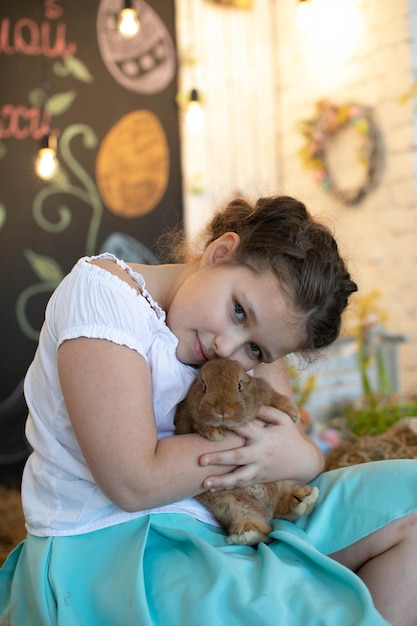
[296,0,312,27]
[35,134,59,180]
[118,0,140,38]
[186,88,204,128]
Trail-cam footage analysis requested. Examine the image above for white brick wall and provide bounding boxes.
[175,0,281,238]
[176,0,417,394]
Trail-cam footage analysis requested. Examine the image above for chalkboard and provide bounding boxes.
[0,0,182,399]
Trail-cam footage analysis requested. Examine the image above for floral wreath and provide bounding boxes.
[299,100,380,205]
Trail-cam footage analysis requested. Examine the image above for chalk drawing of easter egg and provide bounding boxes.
[96,110,169,217]
[96,0,176,94]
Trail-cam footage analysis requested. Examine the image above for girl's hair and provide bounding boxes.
[195,195,358,352]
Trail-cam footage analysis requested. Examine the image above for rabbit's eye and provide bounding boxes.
[237,382,242,391]
[202,383,207,392]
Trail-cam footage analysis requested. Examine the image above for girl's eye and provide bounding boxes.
[250,343,262,359]
[234,301,245,321]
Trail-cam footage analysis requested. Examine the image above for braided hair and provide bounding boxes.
[198,195,358,352]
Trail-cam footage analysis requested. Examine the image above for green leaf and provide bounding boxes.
[53,59,70,77]
[24,249,64,282]
[28,87,48,107]
[46,91,77,116]
[376,347,391,397]
[65,56,94,84]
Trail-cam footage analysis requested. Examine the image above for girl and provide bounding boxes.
[1,195,417,626]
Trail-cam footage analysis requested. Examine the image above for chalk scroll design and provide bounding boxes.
[96,0,176,94]
[33,123,103,252]
[17,123,104,340]
[16,250,64,341]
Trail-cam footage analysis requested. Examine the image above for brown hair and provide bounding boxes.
[193,195,358,352]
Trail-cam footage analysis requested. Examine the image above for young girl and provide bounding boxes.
[1,195,417,626]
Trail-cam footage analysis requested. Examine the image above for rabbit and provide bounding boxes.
[175,358,319,546]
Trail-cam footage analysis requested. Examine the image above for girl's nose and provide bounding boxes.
[213,334,241,361]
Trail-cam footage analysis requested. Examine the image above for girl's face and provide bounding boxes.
[166,235,304,371]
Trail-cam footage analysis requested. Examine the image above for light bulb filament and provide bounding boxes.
[118,8,140,38]
[35,137,59,180]
[185,89,204,128]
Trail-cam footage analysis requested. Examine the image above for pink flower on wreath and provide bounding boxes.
[315,169,326,182]
[349,105,361,119]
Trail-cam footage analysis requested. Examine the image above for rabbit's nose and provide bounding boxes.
[215,410,229,422]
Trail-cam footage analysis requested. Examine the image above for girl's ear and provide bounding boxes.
[200,232,240,267]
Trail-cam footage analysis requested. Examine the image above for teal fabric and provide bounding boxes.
[2,460,417,625]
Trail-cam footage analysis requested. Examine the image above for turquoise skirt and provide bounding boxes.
[2,460,417,625]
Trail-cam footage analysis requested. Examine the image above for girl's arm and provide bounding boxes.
[199,358,325,490]
[58,337,244,512]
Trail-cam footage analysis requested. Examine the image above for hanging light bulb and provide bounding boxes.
[296,0,313,28]
[118,0,140,38]
[35,134,59,180]
[186,88,204,128]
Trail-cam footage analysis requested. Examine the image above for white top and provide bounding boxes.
[22,254,220,537]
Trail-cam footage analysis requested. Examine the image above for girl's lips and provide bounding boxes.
[194,334,207,362]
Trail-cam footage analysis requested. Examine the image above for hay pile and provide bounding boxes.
[0,485,25,566]
[325,418,417,471]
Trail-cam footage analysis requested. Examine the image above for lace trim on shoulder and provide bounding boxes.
[82,253,165,320]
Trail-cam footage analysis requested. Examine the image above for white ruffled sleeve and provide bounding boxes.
[47,257,169,358]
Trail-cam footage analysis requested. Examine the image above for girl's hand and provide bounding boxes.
[199,405,324,491]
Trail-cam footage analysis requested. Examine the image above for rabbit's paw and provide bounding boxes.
[198,425,226,441]
[291,486,319,518]
[227,519,272,546]
[275,485,319,521]
[227,529,269,546]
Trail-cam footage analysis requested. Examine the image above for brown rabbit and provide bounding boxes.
[175,359,319,546]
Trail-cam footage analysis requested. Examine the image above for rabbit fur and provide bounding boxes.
[175,358,319,546]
